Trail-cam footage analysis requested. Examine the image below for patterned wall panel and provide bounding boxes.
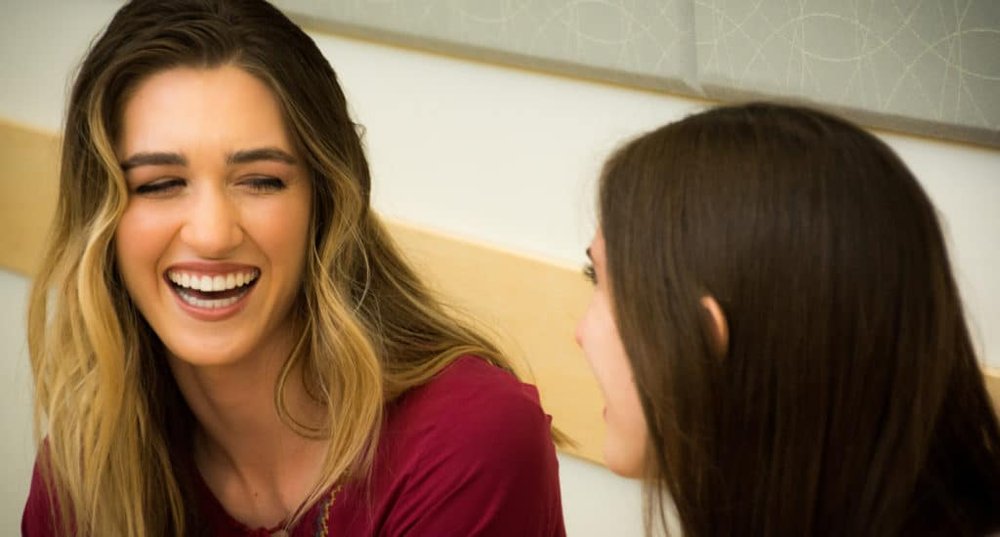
[275,0,1000,147]
[275,0,696,93]
[695,0,1000,146]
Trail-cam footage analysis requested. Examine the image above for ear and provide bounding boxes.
[700,295,729,357]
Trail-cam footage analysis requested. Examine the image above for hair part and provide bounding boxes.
[599,103,1000,536]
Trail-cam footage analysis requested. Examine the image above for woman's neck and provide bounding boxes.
[169,332,329,528]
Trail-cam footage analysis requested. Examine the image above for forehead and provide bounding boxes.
[118,65,293,155]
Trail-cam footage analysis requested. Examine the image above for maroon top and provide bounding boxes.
[23,356,566,536]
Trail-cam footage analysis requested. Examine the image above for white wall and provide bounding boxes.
[310,33,1000,370]
[0,271,34,535]
[2,1,999,535]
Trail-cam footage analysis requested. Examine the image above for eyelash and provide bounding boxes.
[582,264,596,284]
[242,176,287,192]
[131,176,287,195]
[134,178,183,195]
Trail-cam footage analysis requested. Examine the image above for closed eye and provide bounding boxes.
[582,264,596,284]
[241,176,287,193]
[134,177,185,196]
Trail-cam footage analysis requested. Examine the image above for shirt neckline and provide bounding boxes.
[192,466,331,536]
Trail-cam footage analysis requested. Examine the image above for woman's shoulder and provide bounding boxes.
[22,454,62,537]
[412,355,533,394]
[327,355,564,535]
[378,354,559,497]
[389,355,550,441]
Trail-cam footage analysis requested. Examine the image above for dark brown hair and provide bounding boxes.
[599,103,1000,536]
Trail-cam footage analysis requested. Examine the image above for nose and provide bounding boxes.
[574,318,584,347]
[179,187,244,257]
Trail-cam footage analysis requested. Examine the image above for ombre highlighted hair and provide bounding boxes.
[28,1,515,534]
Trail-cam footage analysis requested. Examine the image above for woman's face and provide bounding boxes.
[576,229,649,477]
[115,65,312,369]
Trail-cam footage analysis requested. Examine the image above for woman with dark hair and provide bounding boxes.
[577,103,1000,536]
[23,1,564,535]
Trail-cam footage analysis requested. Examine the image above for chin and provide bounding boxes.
[604,447,646,479]
[163,336,250,368]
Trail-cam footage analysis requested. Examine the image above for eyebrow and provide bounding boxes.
[119,147,298,171]
[585,247,593,261]
[227,147,298,166]
[119,152,186,171]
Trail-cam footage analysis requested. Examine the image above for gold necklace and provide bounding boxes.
[270,485,340,537]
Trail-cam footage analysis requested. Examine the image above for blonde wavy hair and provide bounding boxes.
[28,1,517,534]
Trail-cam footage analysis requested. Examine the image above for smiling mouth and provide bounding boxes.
[165,269,260,310]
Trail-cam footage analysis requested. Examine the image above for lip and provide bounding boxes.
[163,261,260,322]
[166,261,260,274]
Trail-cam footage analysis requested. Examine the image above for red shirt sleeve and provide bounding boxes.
[329,356,566,536]
[22,457,60,537]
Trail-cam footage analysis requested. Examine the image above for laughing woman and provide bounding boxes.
[22,1,564,535]
[577,103,1000,536]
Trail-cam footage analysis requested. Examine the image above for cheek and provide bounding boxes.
[578,305,620,399]
[583,299,648,476]
[604,373,649,477]
[578,296,626,391]
[115,205,173,286]
[246,195,312,274]
[287,206,312,259]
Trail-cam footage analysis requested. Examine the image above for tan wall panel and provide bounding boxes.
[0,120,59,275]
[2,121,999,468]
[985,368,1000,416]
[385,222,605,462]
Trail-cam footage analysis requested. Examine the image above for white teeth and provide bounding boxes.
[174,287,246,309]
[167,269,259,292]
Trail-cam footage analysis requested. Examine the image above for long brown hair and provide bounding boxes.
[599,103,1000,536]
[29,0,515,534]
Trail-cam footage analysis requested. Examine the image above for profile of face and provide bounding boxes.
[114,65,312,368]
[575,229,649,477]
